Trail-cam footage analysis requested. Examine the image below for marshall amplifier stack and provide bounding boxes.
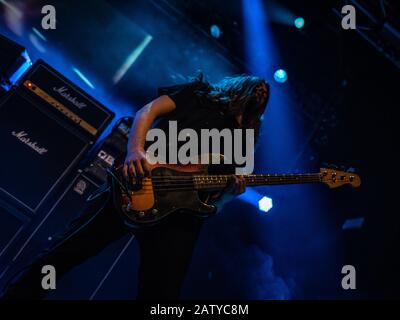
[0,59,115,214]
[0,37,119,285]
[0,117,134,287]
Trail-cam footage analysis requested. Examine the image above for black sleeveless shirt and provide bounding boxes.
[145,81,239,168]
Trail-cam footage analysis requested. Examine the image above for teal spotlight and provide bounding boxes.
[273,69,288,83]
[210,25,221,38]
[294,17,305,29]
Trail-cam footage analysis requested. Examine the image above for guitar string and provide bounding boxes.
[148,178,322,187]
[114,173,340,194]
[126,178,324,193]
[122,175,323,188]
[126,178,322,189]
[118,175,325,190]
[145,176,321,185]
[131,184,322,193]
[145,174,321,179]
[125,174,322,183]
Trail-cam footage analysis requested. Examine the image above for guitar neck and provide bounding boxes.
[194,173,322,191]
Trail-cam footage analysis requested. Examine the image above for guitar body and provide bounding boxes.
[109,160,217,227]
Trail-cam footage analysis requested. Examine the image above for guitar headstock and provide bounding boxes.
[320,168,361,189]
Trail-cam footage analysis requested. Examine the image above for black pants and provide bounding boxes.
[2,193,203,300]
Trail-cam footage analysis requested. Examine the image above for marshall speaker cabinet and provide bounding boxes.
[0,118,132,292]
[1,173,102,270]
[0,90,89,213]
[0,172,105,291]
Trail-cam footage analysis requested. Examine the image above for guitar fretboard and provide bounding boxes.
[193,173,322,190]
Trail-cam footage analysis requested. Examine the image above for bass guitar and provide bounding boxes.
[107,154,361,227]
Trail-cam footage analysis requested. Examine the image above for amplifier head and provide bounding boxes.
[19,60,115,141]
[0,90,89,213]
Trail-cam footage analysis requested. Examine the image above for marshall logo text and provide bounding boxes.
[53,86,87,109]
[12,131,48,155]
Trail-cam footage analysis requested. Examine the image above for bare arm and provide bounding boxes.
[123,95,176,179]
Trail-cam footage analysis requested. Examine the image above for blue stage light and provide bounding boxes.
[32,27,47,41]
[210,25,221,38]
[274,69,288,83]
[258,196,273,213]
[294,17,305,29]
[342,217,365,230]
[2,50,32,91]
[113,34,153,84]
[72,67,95,89]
